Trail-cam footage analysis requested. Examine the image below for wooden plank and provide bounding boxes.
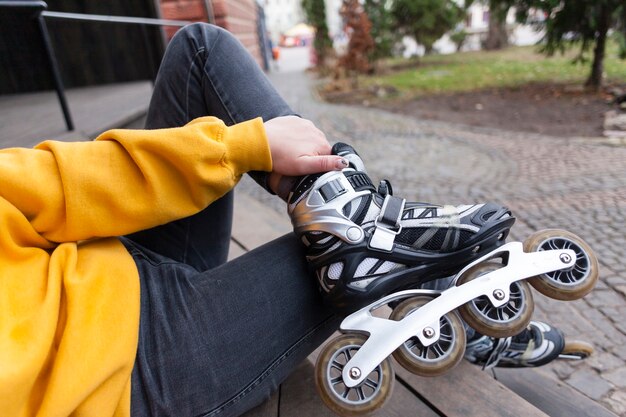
[231,190,291,251]
[240,390,280,417]
[277,360,336,417]
[396,360,549,417]
[227,240,247,261]
[279,359,440,417]
[494,368,618,417]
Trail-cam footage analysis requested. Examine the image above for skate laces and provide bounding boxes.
[482,337,512,369]
[482,325,540,369]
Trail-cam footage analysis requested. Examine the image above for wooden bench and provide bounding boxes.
[231,190,618,417]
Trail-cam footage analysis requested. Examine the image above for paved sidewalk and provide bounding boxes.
[238,68,626,415]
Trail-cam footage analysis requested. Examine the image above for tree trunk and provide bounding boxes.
[484,1,509,50]
[585,4,612,90]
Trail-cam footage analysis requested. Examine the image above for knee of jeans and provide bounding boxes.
[174,22,231,49]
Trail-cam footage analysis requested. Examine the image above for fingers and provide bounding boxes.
[295,155,348,176]
[264,116,346,177]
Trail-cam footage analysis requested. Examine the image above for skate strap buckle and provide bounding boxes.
[370,195,405,252]
[318,178,346,202]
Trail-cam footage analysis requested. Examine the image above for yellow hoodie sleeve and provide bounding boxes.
[0,116,272,243]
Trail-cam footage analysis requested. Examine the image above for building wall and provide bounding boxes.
[213,0,262,61]
[159,0,209,39]
[159,0,263,65]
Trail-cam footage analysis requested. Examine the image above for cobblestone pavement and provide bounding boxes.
[239,69,626,415]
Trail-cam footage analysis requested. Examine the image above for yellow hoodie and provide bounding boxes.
[0,116,272,417]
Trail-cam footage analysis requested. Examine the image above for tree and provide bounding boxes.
[466,0,513,50]
[339,0,376,74]
[363,0,397,62]
[484,0,511,50]
[512,0,625,89]
[450,29,468,52]
[392,0,464,54]
[302,0,333,67]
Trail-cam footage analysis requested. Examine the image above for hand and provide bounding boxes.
[263,116,347,176]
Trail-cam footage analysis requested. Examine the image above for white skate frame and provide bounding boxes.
[339,241,576,388]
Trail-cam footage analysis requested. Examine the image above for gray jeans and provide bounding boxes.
[123,23,338,416]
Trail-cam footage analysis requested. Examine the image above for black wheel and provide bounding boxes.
[524,229,599,300]
[390,296,466,377]
[315,334,394,416]
[457,262,534,338]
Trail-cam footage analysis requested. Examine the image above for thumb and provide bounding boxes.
[295,155,348,175]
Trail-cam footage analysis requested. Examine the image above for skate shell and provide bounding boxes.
[315,334,394,416]
[524,229,599,301]
[390,296,466,377]
[457,262,534,338]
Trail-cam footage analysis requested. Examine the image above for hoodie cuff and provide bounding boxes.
[222,117,272,176]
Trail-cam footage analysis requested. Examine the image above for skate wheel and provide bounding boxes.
[524,229,599,301]
[390,296,466,377]
[315,334,394,416]
[560,340,594,360]
[457,262,534,338]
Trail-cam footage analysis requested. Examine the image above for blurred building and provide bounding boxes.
[402,3,544,57]
[460,3,543,51]
[262,0,347,46]
[262,0,305,43]
[159,0,264,64]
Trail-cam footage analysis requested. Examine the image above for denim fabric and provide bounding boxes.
[123,23,339,416]
[123,236,338,417]
[126,23,293,271]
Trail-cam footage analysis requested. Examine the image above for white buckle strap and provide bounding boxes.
[369,195,405,252]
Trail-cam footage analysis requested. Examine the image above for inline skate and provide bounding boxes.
[464,320,593,369]
[287,143,598,416]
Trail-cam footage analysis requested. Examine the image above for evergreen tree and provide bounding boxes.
[302,0,333,67]
[363,0,397,62]
[512,0,625,89]
[392,0,464,54]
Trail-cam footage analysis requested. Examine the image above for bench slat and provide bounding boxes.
[494,368,618,417]
[231,191,291,253]
[396,360,549,417]
[278,359,440,417]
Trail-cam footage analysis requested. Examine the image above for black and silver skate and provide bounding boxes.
[302,144,599,416]
[465,321,566,369]
[288,143,516,311]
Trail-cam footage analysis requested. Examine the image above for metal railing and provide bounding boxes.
[41,11,190,28]
[38,8,191,131]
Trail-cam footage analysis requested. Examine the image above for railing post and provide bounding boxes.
[37,13,74,131]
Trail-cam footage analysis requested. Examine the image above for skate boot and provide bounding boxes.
[288,143,516,311]
[465,321,565,369]
[304,144,599,417]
